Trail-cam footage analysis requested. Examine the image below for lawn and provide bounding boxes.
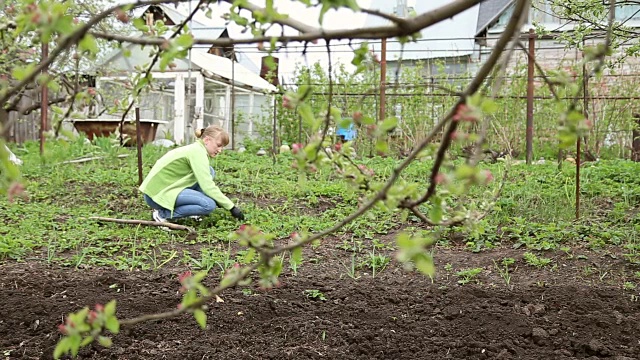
[1,137,639,359]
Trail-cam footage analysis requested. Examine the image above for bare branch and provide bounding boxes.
[91,0,483,47]
[89,216,196,235]
[55,56,82,137]
[360,8,411,30]
[5,96,70,115]
[516,41,560,101]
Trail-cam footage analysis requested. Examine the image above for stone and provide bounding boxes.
[531,327,549,345]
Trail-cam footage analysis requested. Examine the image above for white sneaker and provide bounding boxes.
[189,216,203,222]
[152,210,171,231]
[152,209,167,222]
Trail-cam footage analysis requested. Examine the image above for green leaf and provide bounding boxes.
[47,80,61,92]
[298,104,317,131]
[360,116,376,125]
[290,247,302,266]
[98,336,113,348]
[396,232,412,249]
[193,271,208,282]
[194,309,207,329]
[183,288,198,306]
[380,117,398,132]
[429,199,443,224]
[480,98,498,114]
[455,164,477,180]
[80,336,94,347]
[78,34,99,56]
[159,52,173,71]
[53,15,75,34]
[567,110,585,123]
[132,18,149,32]
[243,248,256,263]
[220,273,235,288]
[319,2,330,24]
[339,117,353,129]
[104,300,117,317]
[134,77,150,93]
[375,139,389,154]
[174,33,194,49]
[105,317,120,334]
[53,337,70,359]
[11,64,35,81]
[351,42,370,74]
[271,256,283,276]
[69,334,82,357]
[415,254,435,276]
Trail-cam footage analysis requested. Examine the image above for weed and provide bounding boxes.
[583,266,595,276]
[456,268,483,285]
[623,282,637,290]
[192,247,233,274]
[444,263,453,272]
[241,288,253,296]
[303,289,326,301]
[523,252,552,268]
[336,238,363,253]
[360,247,390,278]
[493,257,515,286]
[341,253,360,280]
[371,238,393,250]
[145,247,177,270]
[288,249,302,276]
[560,246,574,259]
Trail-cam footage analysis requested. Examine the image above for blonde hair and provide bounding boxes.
[195,125,229,146]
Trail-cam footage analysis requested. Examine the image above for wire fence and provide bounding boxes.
[7,35,640,161]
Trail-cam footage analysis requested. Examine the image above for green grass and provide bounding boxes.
[2,137,640,270]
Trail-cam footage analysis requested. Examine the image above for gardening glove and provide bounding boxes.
[230,206,245,221]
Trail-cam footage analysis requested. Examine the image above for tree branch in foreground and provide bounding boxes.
[90,0,483,47]
[402,0,531,211]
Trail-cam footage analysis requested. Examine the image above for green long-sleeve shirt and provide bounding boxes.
[139,140,234,211]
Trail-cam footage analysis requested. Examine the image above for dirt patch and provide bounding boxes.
[1,244,639,360]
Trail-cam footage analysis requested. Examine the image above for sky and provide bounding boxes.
[172,0,418,83]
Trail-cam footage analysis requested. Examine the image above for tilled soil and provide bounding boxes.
[1,244,639,360]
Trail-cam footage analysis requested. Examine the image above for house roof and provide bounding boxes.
[189,50,277,92]
[363,0,480,61]
[130,4,261,80]
[97,4,267,91]
[95,42,276,92]
[475,0,514,36]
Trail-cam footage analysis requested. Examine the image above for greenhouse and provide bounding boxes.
[93,42,277,146]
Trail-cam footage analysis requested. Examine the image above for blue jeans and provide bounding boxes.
[144,167,218,220]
